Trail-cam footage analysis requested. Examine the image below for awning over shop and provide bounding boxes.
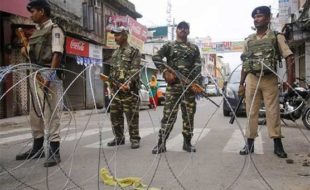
[1,0,30,18]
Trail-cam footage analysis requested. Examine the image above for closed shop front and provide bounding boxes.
[63,37,103,110]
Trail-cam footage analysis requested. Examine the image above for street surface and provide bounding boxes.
[0,97,309,190]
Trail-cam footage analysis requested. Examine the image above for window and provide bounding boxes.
[94,3,102,36]
[82,0,103,37]
[82,2,93,31]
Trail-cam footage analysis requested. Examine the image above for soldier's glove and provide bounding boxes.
[163,69,176,85]
[238,85,245,97]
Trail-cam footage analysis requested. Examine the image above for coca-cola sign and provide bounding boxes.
[70,40,85,51]
[66,37,89,57]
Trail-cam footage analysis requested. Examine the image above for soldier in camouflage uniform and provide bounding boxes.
[107,26,141,149]
[238,6,295,158]
[152,21,202,154]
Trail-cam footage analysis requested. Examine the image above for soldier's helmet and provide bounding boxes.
[111,26,130,34]
[27,0,51,16]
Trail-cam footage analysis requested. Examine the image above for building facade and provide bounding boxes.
[284,0,310,85]
[0,0,144,118]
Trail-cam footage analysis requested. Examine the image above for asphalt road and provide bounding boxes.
[0,97,309,190]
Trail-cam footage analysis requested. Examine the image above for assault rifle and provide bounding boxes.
[229,70,247,124]
[154,61,219,107]
[16,28,52,116]
[99,73,139,98]
[16,28,47,88]
[229,97,244,124]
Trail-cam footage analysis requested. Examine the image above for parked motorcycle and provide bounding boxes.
[260,79,310,130]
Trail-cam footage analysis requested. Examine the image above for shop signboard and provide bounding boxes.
[105,15,147,51]
[66,37,103,65]
[106,32,118,49]
[127,16,147,42]
[89,44,103,60]
[201,41,244,54]
[66,37,89,57]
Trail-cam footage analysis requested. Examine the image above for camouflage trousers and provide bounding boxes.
[110,92,140,143]
[159,83,196,140]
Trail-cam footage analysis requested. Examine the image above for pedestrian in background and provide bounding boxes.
[107,26,141,149]
[17,0,64,167]
[149,75,159,109]
[104,82,111,112]
[238,6,295,158]
[152,21,202,154]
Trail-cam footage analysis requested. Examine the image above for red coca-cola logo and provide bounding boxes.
[70,40,85,51]
[66,37,89,57]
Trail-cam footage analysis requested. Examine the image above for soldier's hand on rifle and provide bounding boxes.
[35,74,49,90]
[120,82,130,92]
[100,73,109,81]
[163,69,176,85]
[191,83,203,94]
[238,85,245,97]
[21,47,29,58]
[42,80,50,91]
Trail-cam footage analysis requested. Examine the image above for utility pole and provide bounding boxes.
[167,0,172,40]
[167,0,171,26]
[166,0,176,41]
[171,18,175,41]
[212,54,217,78]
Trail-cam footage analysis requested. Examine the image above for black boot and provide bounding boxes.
[258,119,266,125]
[183,136,196,152]
[240,138,254,155]
[131,141,140,149]
[16,137,45,160]
[107,138,125,146]
[44,142,61,167]
[152,137,166,154]
[274,138,287,158]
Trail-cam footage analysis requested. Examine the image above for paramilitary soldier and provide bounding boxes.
[17,0,65,167]
[152,21,202,154]
[238,6,295,158]
[107,26,141,149]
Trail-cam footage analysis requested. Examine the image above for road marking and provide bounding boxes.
[166,128,211,152]
[0,126,264,155]
[0,133,32,145]
[61,128,111,142]
[0,128,31,135]
[0,127,79,145]
[223,129,264,154]
[84,128,158,148]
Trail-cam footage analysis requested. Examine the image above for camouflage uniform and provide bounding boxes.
[152,41,201,141]
[109,44,141,143]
